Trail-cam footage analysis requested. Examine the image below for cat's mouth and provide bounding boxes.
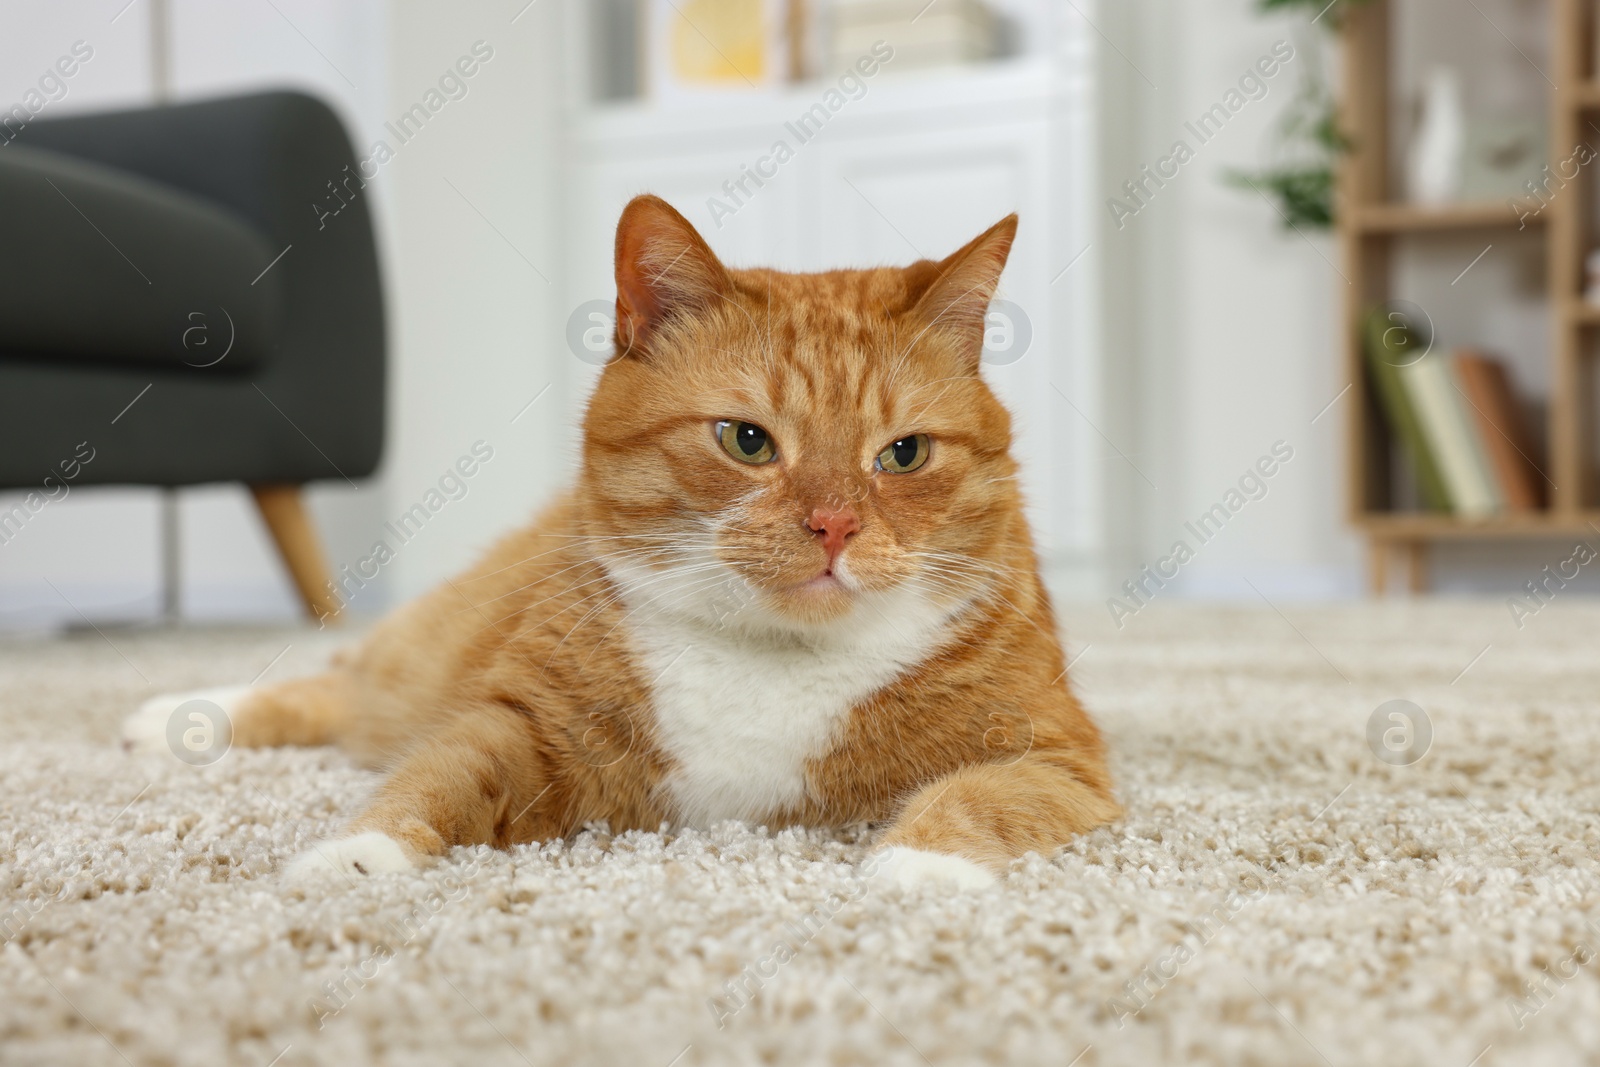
[780,558,861,604]
[798,569,848,594]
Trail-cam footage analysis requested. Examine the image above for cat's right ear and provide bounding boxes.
[613,195,732,359]
[905,214,1018,368]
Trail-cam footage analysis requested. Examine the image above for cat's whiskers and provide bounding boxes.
[462,556,662,640]
[546,560,736,668]
[542,545,731,639]
[914,551,1012,575]
[451,541,700,625]
[494,541,707,618]
[450,548,648,619]
[456,532,702,587]
[458,535,717,647]
[901,550,1011,604]
[578,566,748,669]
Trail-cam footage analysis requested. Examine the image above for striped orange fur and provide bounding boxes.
[226,195,1119,882]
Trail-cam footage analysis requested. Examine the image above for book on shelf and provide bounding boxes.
[1402,350,1502,517]
[828,0,1000,72]
[1362,310,1451,511]
[1453,350,1545,512]
[1361,309,1544,517]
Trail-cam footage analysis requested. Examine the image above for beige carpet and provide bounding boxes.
[3,600,1599,1067]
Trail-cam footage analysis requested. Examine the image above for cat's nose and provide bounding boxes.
[806,505,861,563]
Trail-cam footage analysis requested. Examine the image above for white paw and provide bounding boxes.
[122,685,251,758]
[872,847,999,891]
[285,832,417,882]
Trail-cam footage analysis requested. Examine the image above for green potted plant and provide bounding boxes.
[1226,0,1373,229]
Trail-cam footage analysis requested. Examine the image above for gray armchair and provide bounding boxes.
[0,90,385,620]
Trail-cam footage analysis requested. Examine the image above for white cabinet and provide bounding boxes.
[561,34,1100,589]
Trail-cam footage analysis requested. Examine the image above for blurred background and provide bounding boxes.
[0,0,1582,632]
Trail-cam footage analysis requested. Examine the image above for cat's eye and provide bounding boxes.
[716,420,777,465]
[877,434,930,474]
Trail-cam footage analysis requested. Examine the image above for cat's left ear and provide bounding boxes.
[613,195,733,359]
[908,214,1018,365]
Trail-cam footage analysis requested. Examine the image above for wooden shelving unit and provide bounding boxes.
[1347,201,1546,233]
[1340,0,1598,594]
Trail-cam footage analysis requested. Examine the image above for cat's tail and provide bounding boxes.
[122,673,358,757]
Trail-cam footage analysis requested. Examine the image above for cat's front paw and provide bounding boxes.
[872,847,998,891]
[285,832,418,882]
[122,685,250,757]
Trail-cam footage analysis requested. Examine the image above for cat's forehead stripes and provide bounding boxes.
[732,265,928,317]
[713,266,956,429]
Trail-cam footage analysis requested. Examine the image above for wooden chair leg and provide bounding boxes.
[1404,540,1429,595]
[248,484,342,623]
[1367,538,1390,597]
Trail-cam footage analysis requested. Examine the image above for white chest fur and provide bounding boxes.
[618,583,957,827]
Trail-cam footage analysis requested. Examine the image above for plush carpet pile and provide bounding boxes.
[2,599,1599,1066]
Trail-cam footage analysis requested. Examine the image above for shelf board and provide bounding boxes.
[571,57,1058,145]
[1357,511,1600,539]
[1566,82,1600,108]
[1566,299,1600,325]
[1349,202,1540,234]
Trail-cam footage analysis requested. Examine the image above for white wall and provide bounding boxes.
[0,1,153,112]
[1099,1,1359,604]
[380,0,568,605]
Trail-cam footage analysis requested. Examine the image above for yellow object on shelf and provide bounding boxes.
[644,0,791,99]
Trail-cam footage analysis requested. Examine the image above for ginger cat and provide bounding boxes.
[125,196,1119,889]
